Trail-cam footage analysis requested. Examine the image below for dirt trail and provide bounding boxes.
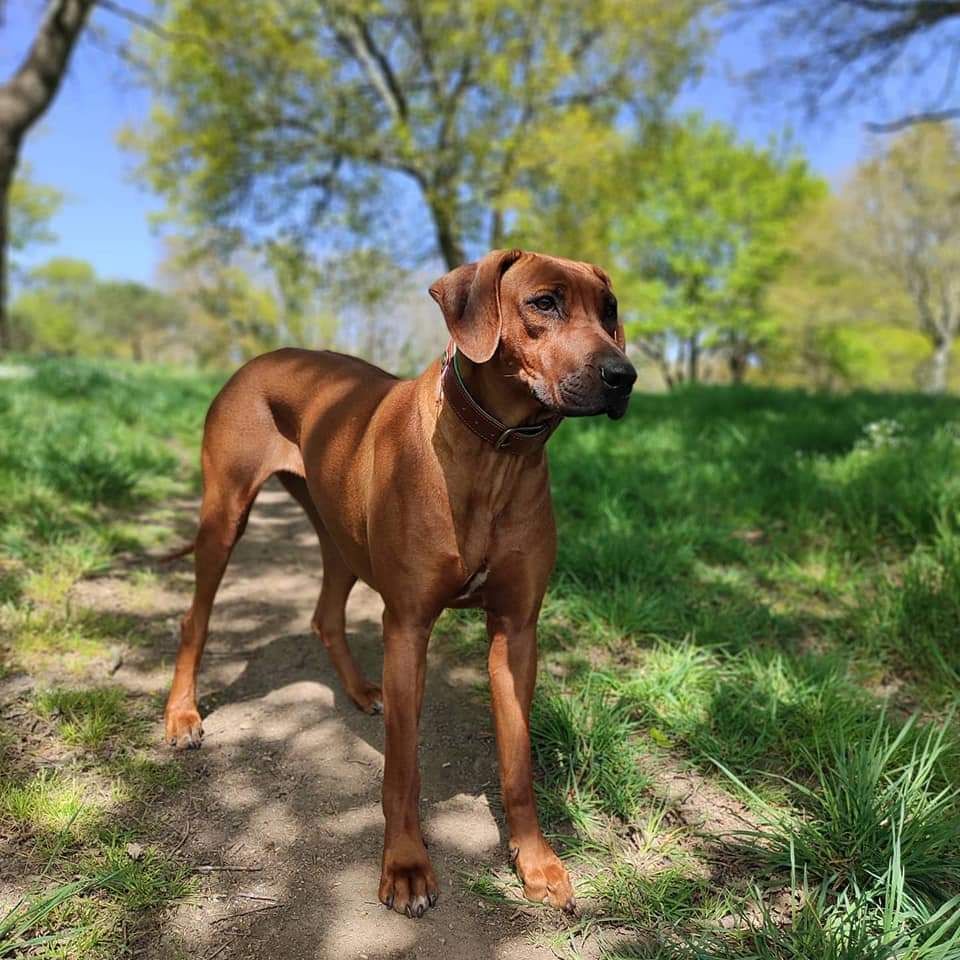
[91,480,571,960]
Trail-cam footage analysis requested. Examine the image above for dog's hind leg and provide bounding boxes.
[164,449,267,748]
[275,471,383,714]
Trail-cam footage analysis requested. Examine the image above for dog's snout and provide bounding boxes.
[599,357,637,393]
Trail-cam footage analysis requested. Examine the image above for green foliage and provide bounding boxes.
[8,163,63,258]
[771,125,960,392]
[509,116,822,387]
[128,0,709,264]
[617,118,823,384]
[10,259,187,361]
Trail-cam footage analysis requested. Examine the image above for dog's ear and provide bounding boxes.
[429,249,523,363]
[591,264,625,351]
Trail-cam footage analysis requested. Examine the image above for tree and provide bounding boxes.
[614,118,820,386]
[0,0,95,350]
[128,0,709,270]
[765,195,929,390]
[9,162,63,260]
[11,257,187,361]
[11,256,98,354]
[832,124,960,392]
[730,1,960,131]
[87,280,187,362]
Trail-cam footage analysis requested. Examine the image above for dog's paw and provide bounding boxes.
[164,706,204,750]
[349,681,383,716]
[511,837,576,915]
[379,839,438,918]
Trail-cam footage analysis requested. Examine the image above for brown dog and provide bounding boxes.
[163,249,636,917]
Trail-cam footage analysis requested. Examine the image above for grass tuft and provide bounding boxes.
[34,687,137,749]
[530,675,648,833]
[718,714,960,902]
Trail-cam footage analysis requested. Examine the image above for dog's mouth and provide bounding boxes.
[529,368,633,421]
[546,391,632,420]
[605,393,631,420]
[547,380,632,420]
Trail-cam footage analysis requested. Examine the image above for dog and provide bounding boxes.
[163,248,636,917]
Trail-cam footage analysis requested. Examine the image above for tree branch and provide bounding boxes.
[333,14,408,124]
[866,106,960,129]
[0,0,96,140]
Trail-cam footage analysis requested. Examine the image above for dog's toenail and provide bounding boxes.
[416,902,424,918]
[428,890,438,907]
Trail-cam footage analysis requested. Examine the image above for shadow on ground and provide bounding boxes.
[88,480,570,960]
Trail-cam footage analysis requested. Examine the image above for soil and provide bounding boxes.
[80,480,578,960]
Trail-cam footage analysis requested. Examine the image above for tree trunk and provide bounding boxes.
[687,334,700,384]
[0,0,95,349]
[927,334,952,393]
[432,205,464,269]
[0,158,11,352]
[729,349,747,384]
[489,208,504,250]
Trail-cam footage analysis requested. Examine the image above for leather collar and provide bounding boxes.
[439,345,561,455]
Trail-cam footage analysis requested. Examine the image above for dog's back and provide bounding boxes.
[200,348,400,482]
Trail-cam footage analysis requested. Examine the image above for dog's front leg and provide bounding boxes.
[487,615,576,914]
[378,608,438,917]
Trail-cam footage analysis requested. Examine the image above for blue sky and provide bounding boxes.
[0,3,899,284]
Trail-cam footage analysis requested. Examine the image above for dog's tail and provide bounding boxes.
[158,541,195,563]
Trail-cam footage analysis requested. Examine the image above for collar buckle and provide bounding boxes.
[495,423,548,449]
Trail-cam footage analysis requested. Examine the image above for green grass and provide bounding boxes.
[0,357,219,612]
[5,359,960,957]
[34,688,137,749]
[0,359,219,959]
[522,385,960,953]
[0,770,103,843]
[718,715,960,901]
[0,756,196,957]
[530,676,649,832]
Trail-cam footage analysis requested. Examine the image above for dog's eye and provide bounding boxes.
[603,297,618,327]
[532,295,556,312]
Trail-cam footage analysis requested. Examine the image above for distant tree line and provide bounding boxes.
[5,0,960,391]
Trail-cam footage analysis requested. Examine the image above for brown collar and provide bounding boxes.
[439,346,561,455]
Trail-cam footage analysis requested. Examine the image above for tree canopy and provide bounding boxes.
[508,116,822,386]
[770,124,960,393]
[11,257,187,360]
[9,162,62,263]
[128,0,710,269]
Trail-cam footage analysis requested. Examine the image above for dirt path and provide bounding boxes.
[86,480,572,960]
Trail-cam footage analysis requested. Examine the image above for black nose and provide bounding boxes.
[599,357,637,392]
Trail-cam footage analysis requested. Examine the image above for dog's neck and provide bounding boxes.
[453,353,547,429]
[421,350,556,460]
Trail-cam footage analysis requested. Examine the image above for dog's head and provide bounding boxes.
[429,249,636,420]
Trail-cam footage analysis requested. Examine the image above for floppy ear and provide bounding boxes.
[591,264,625,351]
[428,248,523,363]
